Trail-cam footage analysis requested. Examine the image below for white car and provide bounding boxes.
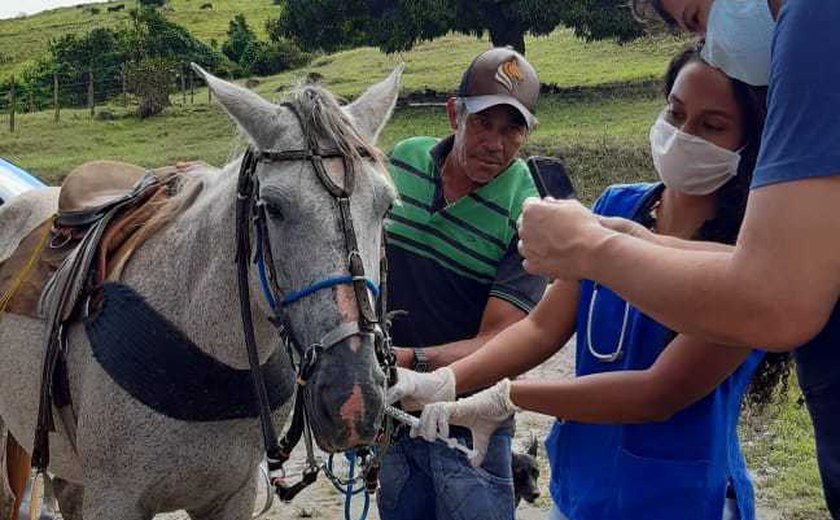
[0,157,45,206]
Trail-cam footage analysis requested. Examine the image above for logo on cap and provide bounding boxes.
[494,58,524,92]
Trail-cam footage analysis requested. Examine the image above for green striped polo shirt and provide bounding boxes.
[385,135,548,348]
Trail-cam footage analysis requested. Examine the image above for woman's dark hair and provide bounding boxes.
[662,42,792,409]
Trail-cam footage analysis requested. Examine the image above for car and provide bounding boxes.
[0,157,45,206]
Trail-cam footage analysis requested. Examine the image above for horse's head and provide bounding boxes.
[194,64,402,452]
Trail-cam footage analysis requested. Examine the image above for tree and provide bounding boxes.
[222,14,257,65]
[269,0,644,55]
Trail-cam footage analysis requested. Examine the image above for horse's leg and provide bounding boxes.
[0,416,14,520]
[186,473,257,520]
[53,477,84,520]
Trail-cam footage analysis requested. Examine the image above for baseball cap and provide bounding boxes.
[457,48,540,129]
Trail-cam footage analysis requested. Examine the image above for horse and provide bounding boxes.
[0,63,402,519]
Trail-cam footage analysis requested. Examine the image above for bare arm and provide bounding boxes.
[520,177,840,350]
[509,334,753,423]
[598,215,733,253]
[450,281,579,393]
[396,296,529,371]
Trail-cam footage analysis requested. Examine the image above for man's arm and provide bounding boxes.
[394,296,528,371]
[519,177,840,350]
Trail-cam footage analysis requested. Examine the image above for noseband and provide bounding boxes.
[235,102,396,503]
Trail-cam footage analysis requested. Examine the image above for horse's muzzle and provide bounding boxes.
[304,335,385,453]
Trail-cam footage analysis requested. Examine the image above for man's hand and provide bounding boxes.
[517,197,614,280]
[386,367,456,412]
[597,215,656,242]
[412,379,517,467]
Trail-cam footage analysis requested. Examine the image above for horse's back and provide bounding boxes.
[0,187,59,264]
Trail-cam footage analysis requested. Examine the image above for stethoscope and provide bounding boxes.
[585,282,631,363]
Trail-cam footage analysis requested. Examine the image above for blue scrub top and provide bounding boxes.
[547,183,763,520]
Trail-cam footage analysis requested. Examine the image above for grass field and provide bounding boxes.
[0,7,830,517]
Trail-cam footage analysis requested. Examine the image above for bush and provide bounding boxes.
[125,57,175,118]
[239,38,310,76]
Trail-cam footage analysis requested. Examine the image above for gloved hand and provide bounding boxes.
[386,366,456,412]
[412,379,518,467]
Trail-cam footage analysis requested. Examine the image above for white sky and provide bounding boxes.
[0,0,110,20]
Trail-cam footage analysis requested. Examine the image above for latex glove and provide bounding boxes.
[386,366,456,412]
[412,379,518,467]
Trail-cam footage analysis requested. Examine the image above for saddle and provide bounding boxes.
[0,159,187,472]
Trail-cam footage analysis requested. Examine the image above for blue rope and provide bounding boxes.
[281,276,379,306]
[343,452,370,520]
[254,235,379,312]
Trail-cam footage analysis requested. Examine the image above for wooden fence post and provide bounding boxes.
[54,73,60,122]
[88,69,95,118]
[9,76,14,133]
[190,68,194,104]
[180,67,186,105]
[122,65,127,108]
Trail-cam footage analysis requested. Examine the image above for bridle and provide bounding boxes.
[235,102,396,504]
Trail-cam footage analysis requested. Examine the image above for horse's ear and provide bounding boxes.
[191,63,284,149]
[344,64,404,145]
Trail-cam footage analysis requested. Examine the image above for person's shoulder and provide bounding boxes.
[390,136,439,160]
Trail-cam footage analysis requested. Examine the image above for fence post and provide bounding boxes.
[189,68,194,104]
[54,73,60,122]
[88,69,95,118]
[9,76,14,133]
[122,64,127,108]
[181,67,186,105]
[208,76,212,104]
[28,91,34,113]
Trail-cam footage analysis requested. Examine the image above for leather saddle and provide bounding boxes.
[57,160,150,227]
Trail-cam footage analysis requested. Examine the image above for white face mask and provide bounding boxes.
[701,0,776,87]
[649,116,741,196]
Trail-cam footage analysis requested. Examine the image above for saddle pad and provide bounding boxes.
[85,283,295,421]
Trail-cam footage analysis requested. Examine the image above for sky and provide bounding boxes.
[0,0,111,20]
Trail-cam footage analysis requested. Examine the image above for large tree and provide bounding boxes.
[270,0,644,55]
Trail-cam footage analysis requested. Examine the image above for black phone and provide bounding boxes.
[525,156,576,200]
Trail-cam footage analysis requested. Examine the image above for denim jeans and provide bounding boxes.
[377,426,514,520]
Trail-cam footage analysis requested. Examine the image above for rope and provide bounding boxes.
[281,276,379,307]
[342,452,370,520]
[0,217,54,315]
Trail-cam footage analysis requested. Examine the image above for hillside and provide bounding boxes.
[0,0,281,76]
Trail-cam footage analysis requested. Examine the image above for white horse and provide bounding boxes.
[0,64,402,519]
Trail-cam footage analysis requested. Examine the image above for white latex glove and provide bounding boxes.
[386,366,456,412]
[412,379,518,467]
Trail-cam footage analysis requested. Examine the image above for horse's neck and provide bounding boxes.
[121,161,275,368]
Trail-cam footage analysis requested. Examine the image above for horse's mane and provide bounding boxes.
[284,84,388,180]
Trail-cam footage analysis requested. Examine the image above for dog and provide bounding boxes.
[512,434,541,507]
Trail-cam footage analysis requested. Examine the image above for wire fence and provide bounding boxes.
[0,63,210,132]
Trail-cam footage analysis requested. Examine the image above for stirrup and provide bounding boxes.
[17,472,58,520]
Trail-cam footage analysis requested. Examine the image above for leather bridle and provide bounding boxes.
[235,102,396,502]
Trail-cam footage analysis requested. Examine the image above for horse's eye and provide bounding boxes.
[262,201,284,220]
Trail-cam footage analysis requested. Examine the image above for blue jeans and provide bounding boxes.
[377,426,514,520]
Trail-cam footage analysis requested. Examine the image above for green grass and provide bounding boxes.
[0,0,283,77]
[742,387,831,519]
[254,30,688,100]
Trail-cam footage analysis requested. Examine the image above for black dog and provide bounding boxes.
[512,435,541,507]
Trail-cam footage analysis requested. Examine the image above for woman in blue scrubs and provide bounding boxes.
[391,43,792,520]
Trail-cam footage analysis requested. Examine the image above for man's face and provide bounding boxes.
[656,0,714,33]
[449,103,528,184]
[654,0,782,33]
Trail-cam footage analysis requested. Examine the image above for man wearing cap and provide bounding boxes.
[378,48,546,520]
